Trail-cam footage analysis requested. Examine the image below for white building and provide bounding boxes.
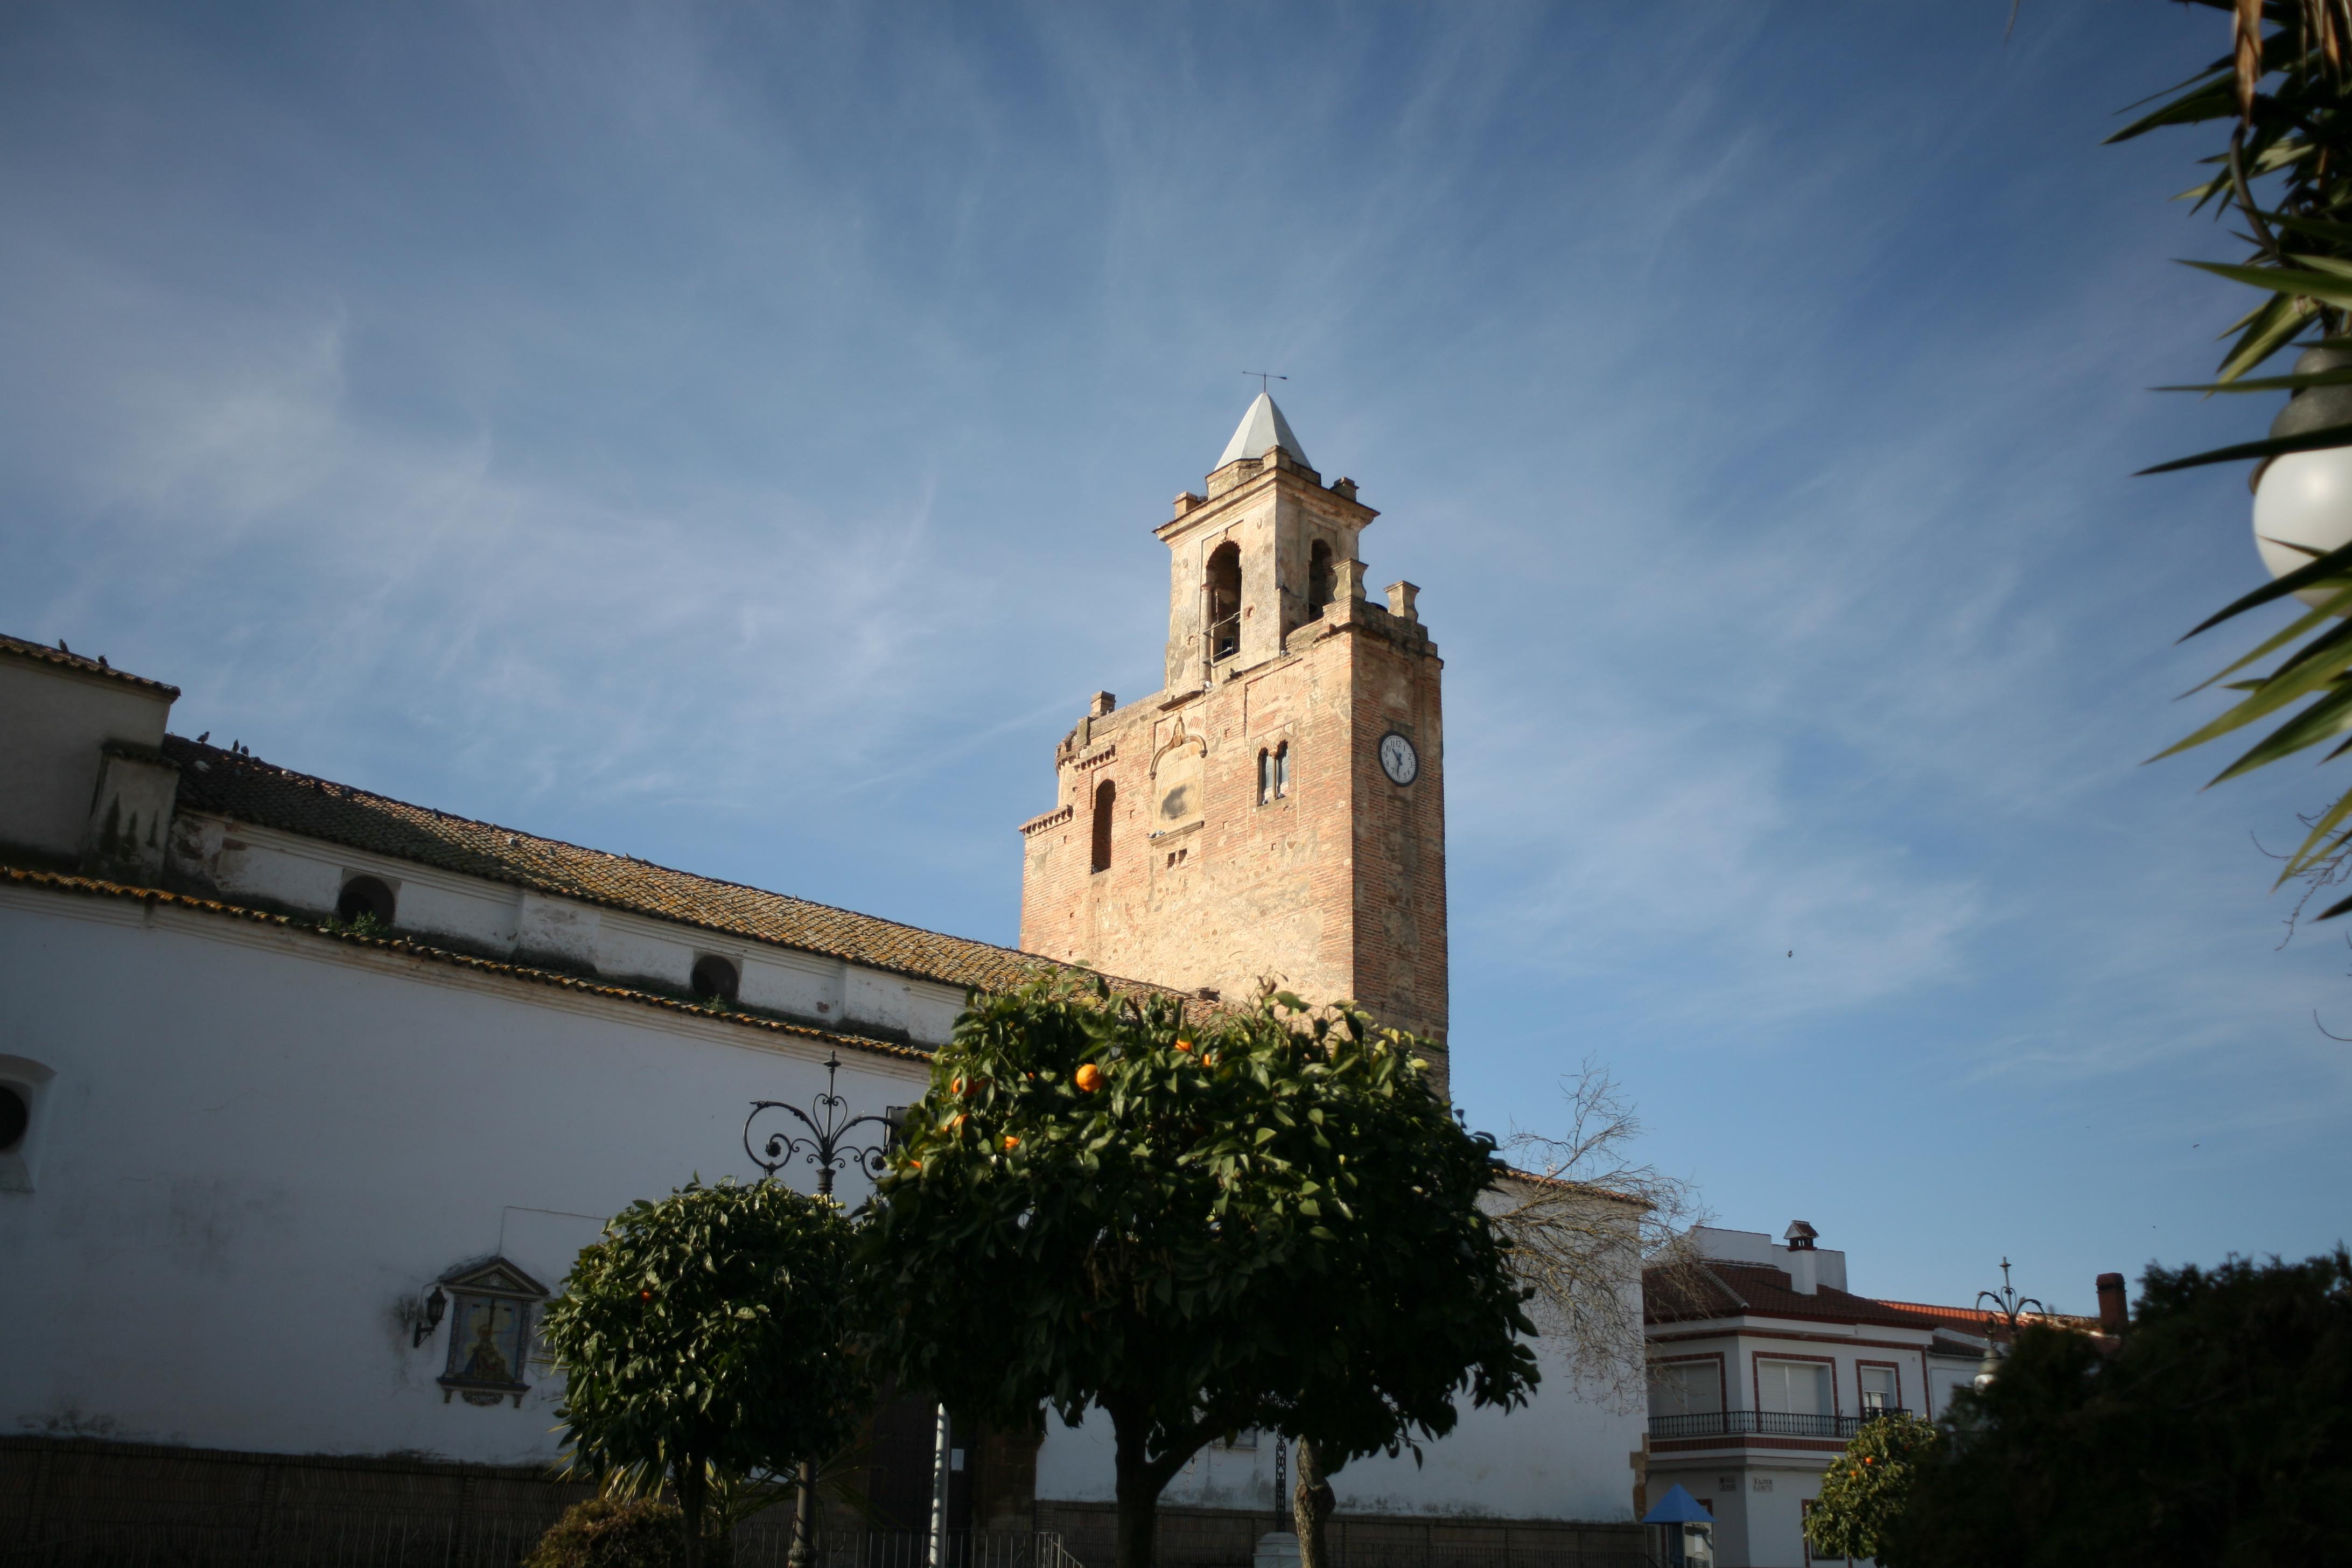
[1,398,1648,1563]
[1641,1224,1946,1568]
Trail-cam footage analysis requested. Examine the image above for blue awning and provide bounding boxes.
[1642,1485,1714,1525]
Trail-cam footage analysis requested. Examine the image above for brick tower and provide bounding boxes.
[1017,395,1450,1091]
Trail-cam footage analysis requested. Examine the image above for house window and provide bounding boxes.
[433,1257,550,1408]
[1859,1364,1898,1413]
[1758,1359,1833,1432]
[337,874,396,927]
[690,954,739,1002]
[1799,1499,1840,1560]
[1273,741,1290,799]
[1649,1359,1723,1418]
[1258,749,1272,806]
[1091,778,1116,873]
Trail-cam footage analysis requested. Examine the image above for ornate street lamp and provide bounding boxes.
[742,1053,904,1568]
[2250,344,2352,605]
[743,1052,900,1198]
[1971,1257,2049,1389]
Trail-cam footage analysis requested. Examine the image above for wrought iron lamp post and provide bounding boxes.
[744,1052,900,1198]
[743,1053,904,1568]
[1971,1257,2049,1389]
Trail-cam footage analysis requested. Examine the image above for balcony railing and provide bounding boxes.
[1648,1408,1910,1441]
[1208,613,1241,662]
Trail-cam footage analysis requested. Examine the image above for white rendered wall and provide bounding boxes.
[0,885,930,1464]
[165,813,965,1046]
[1033,1303,1644,1523]
[0,659,171,861]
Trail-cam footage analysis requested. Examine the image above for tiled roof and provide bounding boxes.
[1646,1261,1952,1333]
[1872,1298,2102,1340]
[162,734,1173,1002]
[0,632,180,699]
[0,864,927,1065]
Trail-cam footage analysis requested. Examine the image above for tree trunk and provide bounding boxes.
[1110,1408,1161,1568]
[678,1457,708,1568]
[1292,1441,1336,1568]
[789,1457,817,1568]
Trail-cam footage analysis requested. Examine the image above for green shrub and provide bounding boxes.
[525,1497,731,1568]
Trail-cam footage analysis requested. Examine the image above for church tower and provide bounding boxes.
[1017,395,1451,1091]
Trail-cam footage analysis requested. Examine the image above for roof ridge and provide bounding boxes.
[1,631,181,698]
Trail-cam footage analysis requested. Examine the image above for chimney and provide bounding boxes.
[2095,1272,2127,1333]
[1783,1221,1819,1295]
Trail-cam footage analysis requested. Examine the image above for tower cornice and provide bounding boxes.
[1153,454,1376,545]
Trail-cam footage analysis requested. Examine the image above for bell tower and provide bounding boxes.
[1017,395,1451,1091]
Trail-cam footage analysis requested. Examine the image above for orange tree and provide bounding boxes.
[1801,1413,1942,1563]
[858,976,1537,1568]
[539,1179,869,1568]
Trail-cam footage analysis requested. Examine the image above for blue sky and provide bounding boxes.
[3,2,2344,1311]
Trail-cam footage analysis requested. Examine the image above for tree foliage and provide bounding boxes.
[540,1178,869,1568]
[1881,1249,2352,1568]
[1800,1413,1941,1563]
[2129,3,2352,896]
[524,1497,731,1568]
[859,976,1538,1568]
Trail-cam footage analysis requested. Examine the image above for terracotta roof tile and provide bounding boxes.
[162,734,1172,1003]
[1646,1260,1952,1332]
[0,632,180,699]
[0,864,926,1065]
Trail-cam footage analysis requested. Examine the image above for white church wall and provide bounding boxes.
[1032,1325,1642,1523]
[0,658,172,862]
[739,946,849,1025]
[0,884,929,1465]
[842,968,965,1045]
[162,812,962,1046]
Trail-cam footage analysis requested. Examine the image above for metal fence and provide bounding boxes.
[1646,1408,1911,1441]
[0,1517,1082,1568]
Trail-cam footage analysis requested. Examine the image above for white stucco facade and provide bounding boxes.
[1033,1321,1643,1525]
[0,881,928,1464]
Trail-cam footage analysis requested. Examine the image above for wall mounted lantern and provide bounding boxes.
[412,1285,447,1348]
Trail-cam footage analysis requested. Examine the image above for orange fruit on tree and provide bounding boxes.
[1075,1063,1104,1093]
[1003,1134,1019,1151]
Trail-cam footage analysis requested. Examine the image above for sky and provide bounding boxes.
[2,1,2346,1313]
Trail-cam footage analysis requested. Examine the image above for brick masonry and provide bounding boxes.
[1019,445,1451,1096]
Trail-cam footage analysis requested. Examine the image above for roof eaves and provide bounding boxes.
[0,633,181,699]
[0,865,930,1065]
[162,736,1185,1007]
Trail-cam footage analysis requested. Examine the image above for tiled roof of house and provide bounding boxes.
[0,864,927,1065]
[1646,1260,1953,1333]
[1873,1298,2102,1340]
[0,632,180,699]
[161,734,1168,1002]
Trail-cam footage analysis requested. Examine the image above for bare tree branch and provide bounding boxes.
[1488,1060,1708,1412]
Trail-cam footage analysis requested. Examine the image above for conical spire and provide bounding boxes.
[1216,393,1311,470]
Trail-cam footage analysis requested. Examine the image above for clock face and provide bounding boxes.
[1379,732,1419,786]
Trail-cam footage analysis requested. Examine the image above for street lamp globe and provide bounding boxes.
[2252,344,2352,610]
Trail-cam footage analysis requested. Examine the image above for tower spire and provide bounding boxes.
[1217,391,1311,470]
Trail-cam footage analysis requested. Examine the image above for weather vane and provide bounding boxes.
[1242,370,1287,396]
